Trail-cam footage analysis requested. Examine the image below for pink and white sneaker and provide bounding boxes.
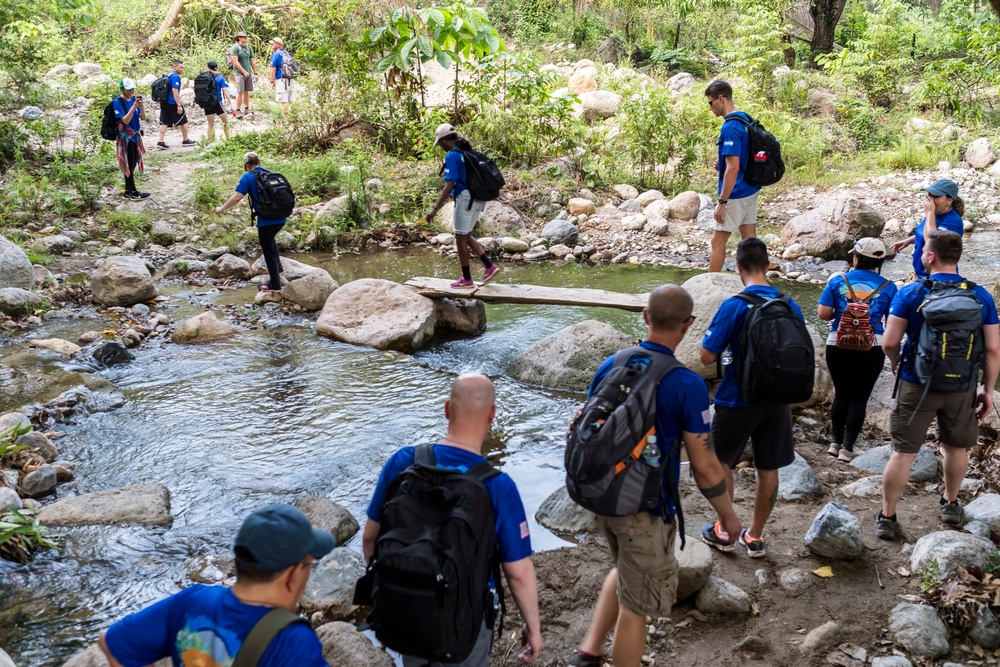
[450,277,475,288]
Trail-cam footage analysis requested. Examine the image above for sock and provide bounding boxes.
[479,253,492,268]
[879,512,897,522]
[461,265,471,281]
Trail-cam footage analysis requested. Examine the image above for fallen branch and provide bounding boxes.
[137,0,186,53]
[216,0,293,14]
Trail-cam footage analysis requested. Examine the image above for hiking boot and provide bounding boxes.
[569,650,601,667]
[739,528,766,559]
[701,521,737,553]
[125,191,150,200]
[827,442,841,457]
[481,264,501,284]
[450,277,475,288]
[156,142,169,149]
[940,497,964,526]
[181,139,197,146]
[837,448,860,462]
[875,512,898,540]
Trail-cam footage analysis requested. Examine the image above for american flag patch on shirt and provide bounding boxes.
[702,409,712,425]
[520,521,530,539]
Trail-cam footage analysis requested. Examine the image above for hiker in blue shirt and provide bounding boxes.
[214,152,286,291]
[203,61,231,143]
[889,178,965,280]
[268,37,297,114]
[156,60,194,149]
[98,504,334,667]
[112,78,149,200]
[818,238,898,462]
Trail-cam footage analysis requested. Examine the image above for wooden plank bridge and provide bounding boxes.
[404,277,649,312]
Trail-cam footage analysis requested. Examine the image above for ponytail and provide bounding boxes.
[455,136,473,151]
[952,195,965,217]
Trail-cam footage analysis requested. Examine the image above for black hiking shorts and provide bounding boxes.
[713,403,795,470]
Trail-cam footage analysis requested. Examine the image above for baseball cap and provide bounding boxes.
[852,237,886,259]
[236,30,248,37]
[270,37,283,46]
[922,178,959,200]
[433,123,457,147]
[234,504,334,573]
[119,78,136,90]
[207,61,219,71]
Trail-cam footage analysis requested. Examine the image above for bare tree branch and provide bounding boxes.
[137,0,186,53]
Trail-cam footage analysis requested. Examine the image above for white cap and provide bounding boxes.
[119,78,137,90]
[433,123,457,147]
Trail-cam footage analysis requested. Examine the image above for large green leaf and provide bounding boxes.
[484,32,500,53]
[376,53,397,73]
[427,8,445,28]
[436,50,453,69]
[417,35,434,58]
[400,35,419,62]
[367,26,386,43]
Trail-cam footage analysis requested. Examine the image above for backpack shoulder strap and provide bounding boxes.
[861,279,891,304]
[414,443,435,467]
[733,290,767,307]
[232,608,302,667]
[840,273,861,303]
[466,460,500,483]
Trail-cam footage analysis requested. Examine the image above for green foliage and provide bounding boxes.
[912,24,1000,125]
[918,558,942,593]
[723,1,787,100]
[0,423,31,459]
[100,209,151,237]
[648,46,706,77]
[193,170,226,213]
[874,135,957,171]
[49,153,118,211]
[0,508,60,563]
[837,96,893,152]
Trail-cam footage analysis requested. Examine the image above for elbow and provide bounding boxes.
[699,348,716,366]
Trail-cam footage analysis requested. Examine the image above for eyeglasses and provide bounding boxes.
[684,315,697,324]
[707,97,719,107]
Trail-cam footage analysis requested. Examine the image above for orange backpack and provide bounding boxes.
[835,275,890,352]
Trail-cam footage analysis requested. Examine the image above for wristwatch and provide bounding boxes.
[719,199,728,205]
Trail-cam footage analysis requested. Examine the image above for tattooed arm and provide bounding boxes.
[684,430,742,541]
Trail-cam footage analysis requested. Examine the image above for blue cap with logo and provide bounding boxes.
[922,178,959,200]
[234,504,335,572]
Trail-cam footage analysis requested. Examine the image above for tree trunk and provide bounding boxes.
[809,0,848,56]
[138,0,186,53]
[991,0,1000,21]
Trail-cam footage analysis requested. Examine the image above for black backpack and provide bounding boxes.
[565,347,686,541]
[193,71,218,109]
[734,291,815,404]
[367,445,503,663]
[728,114,785,187]
[101,97,124,141]
[913,279,984,394]
[151,74,172,104]
[251,169,296,221]
[456,148,505,209]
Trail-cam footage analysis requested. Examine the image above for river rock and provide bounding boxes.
[780,199,885,260]
[578,90,621,121]
[911,531,993,579]
[38,482,172,526]
[695,576,751,615]
[186,553,235,584]
[508,320,632,391]
[436,201,523,236]
[965,520,991,540]
[637,190,664,207]
[92,341,133,367]
[568,71,598,95]
[778,567,814,594]
[971,608,1000,650]
[150,220,176,245]
[316,279,437,353]
[541,219,580,246]
[19,465,56,497]
[29,338,80,357]
[963,494,1000,535]
[435,298,486,334]
[91,256,157,306]
[568,198,596,216]
[621,214,647,231]
[644,217,670,236]
[839,475,883,498]
[804,501,864,560]
[31,235,75,254]
[0,486,22,511]
[777,453,823,500]
[871,658,913,667]
[0,288,41,316]
[316,621,393,667]
[644,199,672,220]
[675,538,714,600]
[283,270,339,311]
[550,244,572,258]
[15,431,57,461]
[966,138,996,169]
[295,496,359,546]
[300,547,366,617]
[535,486,597,534]
[850,445,938,481]
[618,199,642,212]
[888,603,949,658]
[251,256,317,280]
[668,72,696,95]
[501,237,529,253]
[0,412,30,434]
[46,64,73,78]
[801,621,843,654]
[72,62,103,79]
[206,253,252,280]
[61,644,170,667]
[172,311,238,344]
[614,184,639,200]
[524,248,550,261]
[668,191,701,221]
[674,273,745,378]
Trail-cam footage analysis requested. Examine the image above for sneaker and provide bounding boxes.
[481,264,501,284]
[739,528,766,559]
[701,521,737,553]
[450,277,475,288]
[181,139,197,146]
[940,497,964,526]
[124,191,150,201]
[259,284,281,292]
[875,512,898,540]
[827,442,841,457]
[156,142,169,149]
[569,650,601,667]
[837,448,860,462]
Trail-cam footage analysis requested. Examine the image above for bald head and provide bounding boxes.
[645,284,693,332]
[448,373,496,422]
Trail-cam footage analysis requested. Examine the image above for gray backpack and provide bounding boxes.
[913,279,984,394]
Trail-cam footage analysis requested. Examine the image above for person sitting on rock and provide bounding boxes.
[98,504,333,666]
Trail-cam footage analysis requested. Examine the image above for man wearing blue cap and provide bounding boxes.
[890,178,965,280]
[98,504,334,666]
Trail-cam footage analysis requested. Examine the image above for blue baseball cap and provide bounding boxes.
[234,504,334,572]
[922,178,959,200]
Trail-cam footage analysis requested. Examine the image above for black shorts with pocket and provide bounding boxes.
[713,403,795,470]
[203,102,227,117]
[159,104,188,127]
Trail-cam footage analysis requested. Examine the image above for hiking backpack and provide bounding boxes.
[912,279,985,394]
[835,275,891,352]
[193,71,218,109]
[367,444,503,663]
[278,49,299,79]
[151,74,172,104]
[457,148,505,208]
[251,169,296,220]
[728,114,785,187]
[565,347,686,536]
[734,292,815,404]
[100,97,124,141]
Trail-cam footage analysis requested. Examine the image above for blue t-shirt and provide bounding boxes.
[912,209,964,279]
[888,272,999,383]
[113,96,141,143]
[819,270,898,339]
[271,51,284,79]
[717,112,761,201]
[236,167,286,227]
[105,585,328,667]
[215,73,229,104]
[366,444,532,564]
[589,341,712,517]
[442,149,467,198]
[167,72,181,105]
[702,285,806,408]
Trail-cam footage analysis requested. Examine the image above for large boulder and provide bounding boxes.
[888,603,949,658]
[851,444,938,481]
[300,547,366,617]
[31,235,75,254]
[172,311,239,344]
[435,200,524,236]
[316,622,393,667]
[966,137,996,169]
[72,62,103,79]
[596,35,625,64]
[283,270,339,311]
[38,482,172,526]
[508,320,632,390]
[316,279,437,352]
[674,273,745,379]
[777,453,823,501]
[695,576,751,615]
[780,199,885,260]
[0,288,41,317]
[0,234,35,289]
[295,495,359,546]
[251,256,318,280]
[964,494,1000,535]
[21,465,58,496]
[911,531,993,579]
[535,486,597,534]
[541,219,580,246]
[149,220,177,245]
[578,90,621,122]
[91,256,157,306]
[675,538,714,600]
[568,71,598,95]
[206,253,252,280]
[434,298,486,334]
[29,338,80,357]
[668,72,696,96]
[668,191,701,221]
[568,198,596,216]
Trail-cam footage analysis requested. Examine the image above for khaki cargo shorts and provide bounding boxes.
[597,513,678,617]
[890,380,980,454]
[715,191,758,234]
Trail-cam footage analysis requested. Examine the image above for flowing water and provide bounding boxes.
[0,247,896,666]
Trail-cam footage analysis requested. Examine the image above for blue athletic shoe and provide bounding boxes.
[701,521,737,553]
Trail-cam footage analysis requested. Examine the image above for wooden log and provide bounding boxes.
[403,277,648,312]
